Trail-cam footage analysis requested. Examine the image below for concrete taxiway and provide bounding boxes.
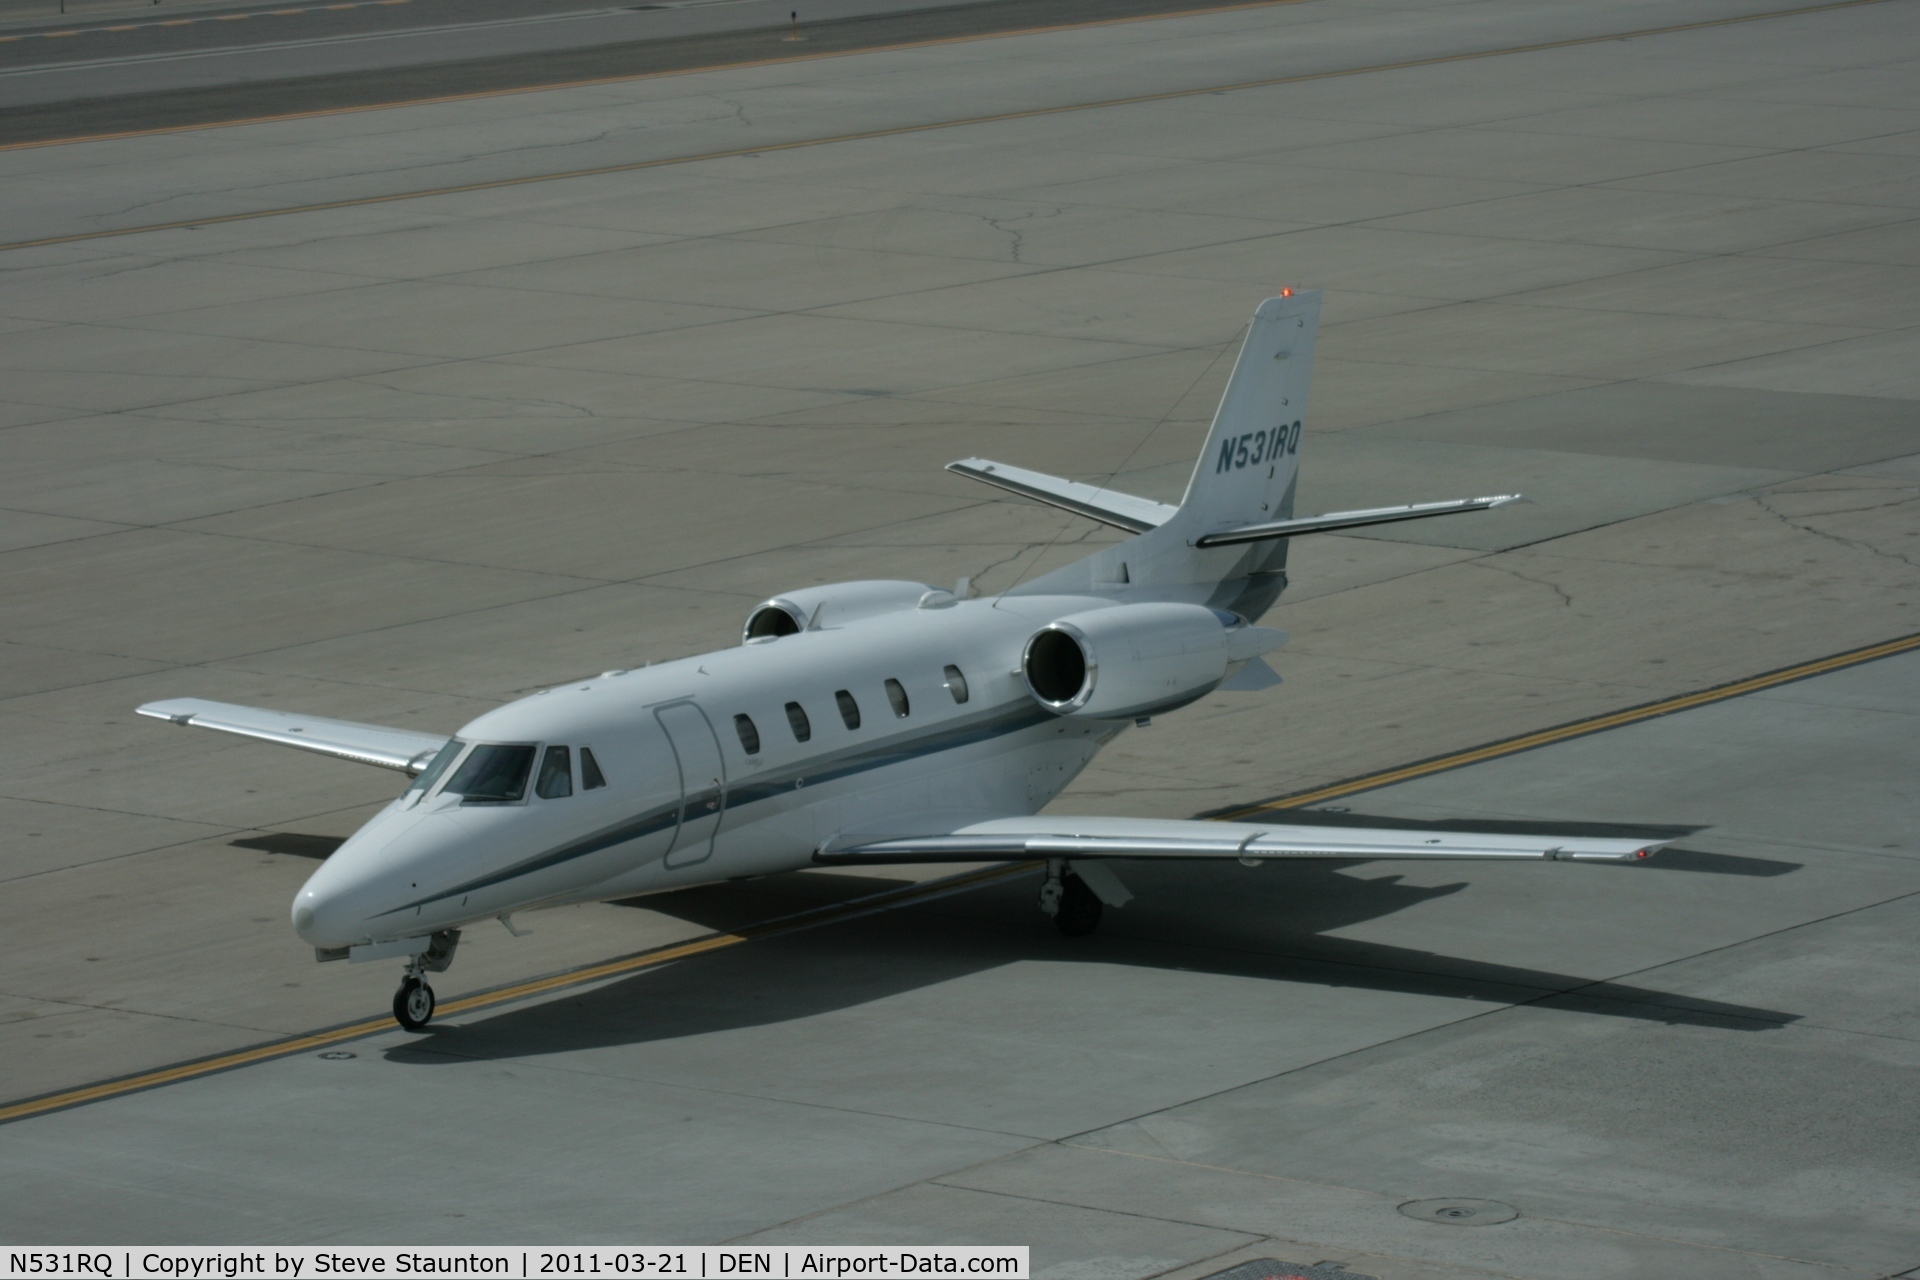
[2,0,1918,1273]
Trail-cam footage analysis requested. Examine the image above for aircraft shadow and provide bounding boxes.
[384,858,1797,1065]
[232,833,345,859]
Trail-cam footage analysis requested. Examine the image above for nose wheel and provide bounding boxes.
[394,974,436,1030]
[388,929,460,1030]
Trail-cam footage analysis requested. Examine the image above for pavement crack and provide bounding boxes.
[1757,490,1920,571]
[977,204,1065,264]
[1471,557,1574,608]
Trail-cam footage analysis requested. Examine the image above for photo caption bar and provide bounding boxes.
[1,1251,1027,1280]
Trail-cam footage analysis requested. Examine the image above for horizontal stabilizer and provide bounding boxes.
[1196,494,1525,547]
[818,814,1664,865]
[136,698,447,773]
[948,457,1176,535]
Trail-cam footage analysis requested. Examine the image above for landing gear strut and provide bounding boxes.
[1039,859,1102,937]
[391,928,460,1031]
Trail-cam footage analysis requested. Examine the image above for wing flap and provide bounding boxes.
[1195,494,1526,547]
[818,814,1663,864]
[948,457,1177,535]
[136,698,448,773]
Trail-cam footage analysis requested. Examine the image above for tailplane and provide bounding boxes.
[997,292,1321,616]
[951,291,1516,620]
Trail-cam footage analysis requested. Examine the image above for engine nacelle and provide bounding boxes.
[744,580,941,643]
[1022,603,1283,719]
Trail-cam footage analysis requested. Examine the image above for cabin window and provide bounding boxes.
[406,738,465,796]
[785,701,812,743]
[835,689,861,730]
[943,664,970,704]
[580,746,608,790]
[535,745,573,799]
[734,714,761,755]
[885,678,910,718]
[444,743,535,803]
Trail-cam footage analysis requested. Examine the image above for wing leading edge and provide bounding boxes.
[136,698,448,773]
[817,815,1664,864]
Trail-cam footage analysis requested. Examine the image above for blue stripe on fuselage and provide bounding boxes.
[377,699,1058,918]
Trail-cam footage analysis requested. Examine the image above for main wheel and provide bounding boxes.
[393,976,435,1030]
[1054,873,1103,937]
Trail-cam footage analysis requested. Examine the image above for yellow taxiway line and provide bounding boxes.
[1221,630,1920,818]
[0,0,1896,252]
[0,861,1032,1126]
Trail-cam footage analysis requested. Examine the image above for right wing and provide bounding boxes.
[137,698,449,773]
[947,458,1177,535]
[818,814,1664,864]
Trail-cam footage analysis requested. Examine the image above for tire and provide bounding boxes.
[393,976,435,1030]
[1054,873,1103,937]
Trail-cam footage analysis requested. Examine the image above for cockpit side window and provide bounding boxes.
[580,746,607,790]
[406,738,465,797]
[444,743,536,803]
[536,745,573,799]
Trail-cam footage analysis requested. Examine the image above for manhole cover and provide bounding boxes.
[317,1051,357,1060]
[1398,1198,1519,1226]
[1199,1260,1378,1280]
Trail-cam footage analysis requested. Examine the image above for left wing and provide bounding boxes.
[818,815,1663,864]
[137,698,448,773]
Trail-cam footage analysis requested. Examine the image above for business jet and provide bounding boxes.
[140,292,1662,1030]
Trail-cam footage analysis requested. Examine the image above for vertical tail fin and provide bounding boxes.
[1009,292,1318,618]
[1171,290,1319,536]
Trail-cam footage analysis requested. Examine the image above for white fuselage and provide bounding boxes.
[291,592,1130,950]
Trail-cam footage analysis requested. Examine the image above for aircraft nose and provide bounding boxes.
[291,880,359,949]
[290,817,409,948]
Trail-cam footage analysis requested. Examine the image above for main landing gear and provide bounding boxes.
[391,929,460,1031]
[1038,859,1103,937]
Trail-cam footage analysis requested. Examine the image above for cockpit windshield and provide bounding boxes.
[443,743,536,802]
[405,738,465,797]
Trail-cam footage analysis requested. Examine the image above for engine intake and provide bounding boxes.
[742,580,939,644]
[1022,602,1280,719]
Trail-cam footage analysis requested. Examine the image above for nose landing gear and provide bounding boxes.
[390,928,460,1031]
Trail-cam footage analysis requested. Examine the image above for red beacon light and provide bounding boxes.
[1280,286,1293,297]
